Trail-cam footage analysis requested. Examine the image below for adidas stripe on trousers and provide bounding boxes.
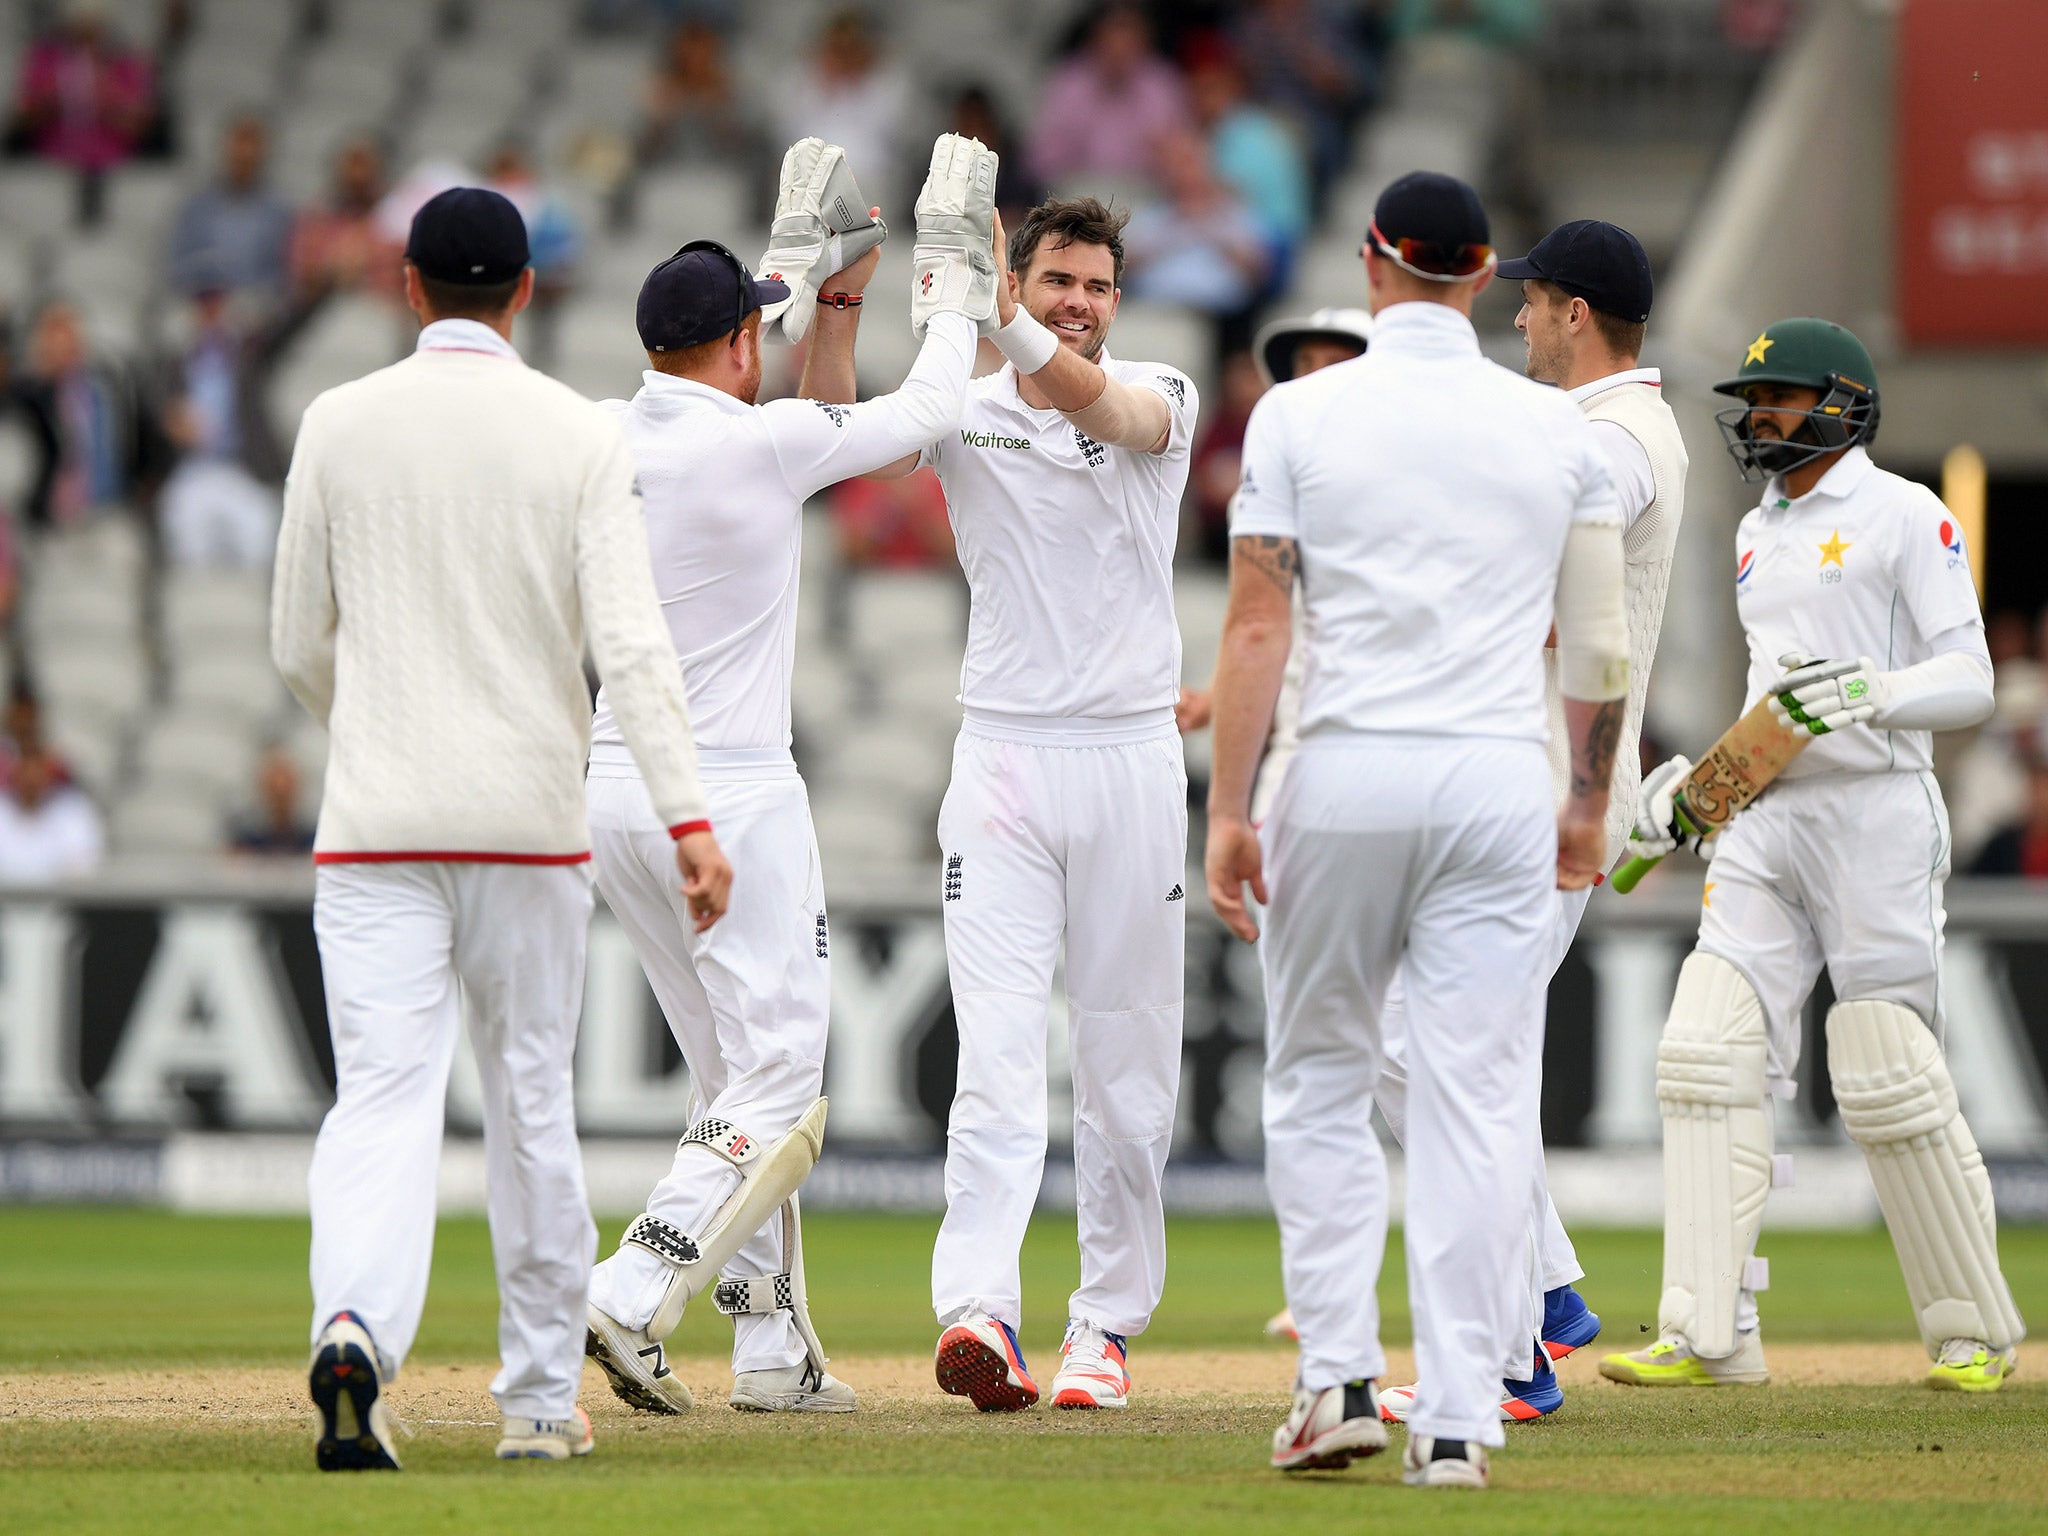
[931,715,1188,1339]
[1261,734,1553,1448]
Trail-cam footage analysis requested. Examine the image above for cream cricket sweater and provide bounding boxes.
[272,321,709,862]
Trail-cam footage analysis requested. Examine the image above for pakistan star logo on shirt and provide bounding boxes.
[1818,530,1851,568]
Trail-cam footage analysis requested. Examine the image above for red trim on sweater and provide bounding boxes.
[668,819,713,840]
[314,850,592,866]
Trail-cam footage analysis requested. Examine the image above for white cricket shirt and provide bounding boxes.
[918,350,1199,727]
[590,313,978,761]
[1232,301,1619,745]
[1733,445,1987,777]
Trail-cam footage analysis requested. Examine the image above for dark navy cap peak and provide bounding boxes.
[405,187,530,286]
[636,241,791,353]
[1498,219,1653,324]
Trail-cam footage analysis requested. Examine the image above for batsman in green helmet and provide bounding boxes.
[1602,318,2024,1394]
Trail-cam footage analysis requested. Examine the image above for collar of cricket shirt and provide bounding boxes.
[415,319,522,361]
[635,370,753,416]
[1767,443,1874,510]
[1569,365,1662,403]
[1365,300,1482,358]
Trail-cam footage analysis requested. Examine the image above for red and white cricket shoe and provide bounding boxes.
[934,1311,1040,1412]
[1050,1320,1130,1409]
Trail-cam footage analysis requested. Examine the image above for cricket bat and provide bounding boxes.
[1608,695,1809,894]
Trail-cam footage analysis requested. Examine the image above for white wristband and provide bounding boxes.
[990,309,1059,374]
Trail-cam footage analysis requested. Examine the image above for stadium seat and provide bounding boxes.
[102,167,191,247]
[327,0,441,52]
[555,45,653,137]
[29,639,153,720]
[40,709,124,799]
[109,785,229,856]
[0,164,82,241]
[168,653,290,722]
[49,234,156,308]
[22,581,145,647]
[132,711,261,800]
[843,571,966,655]
[632,167,750,245]
[160,570,272,646]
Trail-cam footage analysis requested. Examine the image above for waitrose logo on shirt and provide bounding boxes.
[961,429,1032,450]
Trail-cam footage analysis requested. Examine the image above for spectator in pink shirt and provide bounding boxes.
[7,1,158,177]
[1027,4,1191,192]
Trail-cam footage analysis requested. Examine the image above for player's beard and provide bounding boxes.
[1747,418,1818,474]
[1523,325,1569,387]
[1030,298,1107,362]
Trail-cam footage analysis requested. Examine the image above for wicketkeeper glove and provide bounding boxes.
[757,137,888,343]
[910,132,999,338]
[1769,650,1885,736]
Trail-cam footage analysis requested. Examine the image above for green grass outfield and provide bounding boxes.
[3,1209,2046,1534]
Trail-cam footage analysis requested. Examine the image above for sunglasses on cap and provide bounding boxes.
[1365,221,1497,282]
[678,237,749,347]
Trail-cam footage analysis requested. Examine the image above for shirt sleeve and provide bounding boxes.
[575,420,710,835]
[270,403,338,725]
[1587,418,1655,532]
[1895,484,1985,641]
[1565,412,1622,528]
[1124,366,1200,461]
[765,312,977,500]
[1228,392,1298,540]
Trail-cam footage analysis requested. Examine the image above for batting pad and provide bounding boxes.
[1826,1000,2026,1354]
[634,1097,829,1340]
[1656,951,1771,1359]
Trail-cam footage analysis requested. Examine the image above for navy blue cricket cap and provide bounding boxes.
[404,187,530,285]
[1498,219,1653,324]
[636,241,791,353]
[1367,171,1494,279]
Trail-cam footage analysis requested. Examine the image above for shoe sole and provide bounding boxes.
[1402,1463,1488,1488]
[1598,1361,1768,1387]
[495,1441,590,1459]
[1927,1373,2007,1393]
[729,1392,858,1413]
[584,1325,690,1415]
[1052,1386,1128,1410]
[311,1341,399,1472]
[1272,1422,1387,1471]
[1543,1320,1603,1360]
[935,1329,1038,1412]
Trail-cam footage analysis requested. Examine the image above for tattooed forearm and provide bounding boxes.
[1232,534,1299,598]
[1570,698,1626,799]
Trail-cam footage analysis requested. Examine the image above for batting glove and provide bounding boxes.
[1769,651,1885,736]
[1632,753,1694,858]
[910,133,999,337]
[757,137,887,343]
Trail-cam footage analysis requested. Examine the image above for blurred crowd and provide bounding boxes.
[0,0,1851,889]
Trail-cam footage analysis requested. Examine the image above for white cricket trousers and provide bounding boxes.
[308,860,597,1420]
[932,712,1188,1338]
[1374,886,1590,1377]
[582,753,827,1373]
[1262,735,1553,1448]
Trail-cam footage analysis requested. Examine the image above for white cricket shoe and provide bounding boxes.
[1050,1320,1131,1409]
[584,1301,694,1413]
[1270,1380,1388,1471]
[310,1311,403,1472]
[1598,1328,1769,1387]
[730,1360,858,1412]
[1402,1434,1489,1489]
[496,1406,594,1460]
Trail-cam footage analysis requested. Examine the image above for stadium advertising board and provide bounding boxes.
[1896,0,2048,346]
[3,885,2046,1175]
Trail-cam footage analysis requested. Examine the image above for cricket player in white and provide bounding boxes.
[275,189,731,1469]
[581,137,990,1417]
[1369,219,1689,1423]
[861,195,1199,1411]
[1206,173,1629,1489]
[1602,318,2026,1392]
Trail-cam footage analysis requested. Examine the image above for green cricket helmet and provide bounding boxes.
[1712,317,1881,483]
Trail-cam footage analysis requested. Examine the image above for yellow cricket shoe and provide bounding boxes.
[1598,1330,1768,1386]
[1926,1339,2018,1393]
